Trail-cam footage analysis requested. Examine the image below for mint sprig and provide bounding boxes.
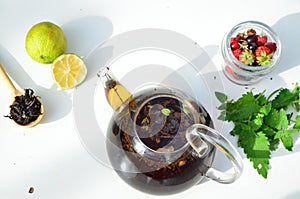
[215,83,300,178]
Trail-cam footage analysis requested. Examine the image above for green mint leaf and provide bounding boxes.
[216,84,300,179]
[249,114,264,131]
[218,103,227,110]
[255,92,267,106]
[294,103,300,112]
[265,109,288,130]
[294,115,300,129]
[225,92,260,122]
[271,88,298,110]
[264,109,279,129]
[269,138,280,151]
[239,130,270,178]
[276,129,298,151]
[215,92,228,103]
[230,122,247,136]
[259,103,272,115]
[278,109,289,129]
[293,83,300,112]
[217,111,226,121]
[259,124,276,137]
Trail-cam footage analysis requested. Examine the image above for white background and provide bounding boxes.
[0,0,300,198]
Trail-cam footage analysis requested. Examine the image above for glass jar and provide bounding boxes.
[221,21,282,85]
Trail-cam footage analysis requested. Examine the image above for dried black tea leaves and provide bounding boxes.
[5,88,42,125]
[136,97,195,151]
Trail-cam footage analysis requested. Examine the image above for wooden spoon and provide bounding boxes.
[0,63,44,127]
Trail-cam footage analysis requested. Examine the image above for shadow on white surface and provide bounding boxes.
[272,12,300,74]
[282,190,300,199]
[63,16,114,83]
[62,16,113,57]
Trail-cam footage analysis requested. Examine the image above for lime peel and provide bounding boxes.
[25,21,67,64]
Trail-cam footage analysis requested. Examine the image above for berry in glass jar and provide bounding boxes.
[230,28,277,67]
[221,21,281,85]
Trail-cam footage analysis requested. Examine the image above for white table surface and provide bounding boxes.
[1,0,300,198]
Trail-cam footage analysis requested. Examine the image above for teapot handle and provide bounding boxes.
[186,124,243,184]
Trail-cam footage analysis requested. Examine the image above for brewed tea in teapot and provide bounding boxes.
[98,67,243,195]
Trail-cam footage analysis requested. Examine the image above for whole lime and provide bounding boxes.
[25,21,67,64]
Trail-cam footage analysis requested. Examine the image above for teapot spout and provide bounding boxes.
[98,67,133,111]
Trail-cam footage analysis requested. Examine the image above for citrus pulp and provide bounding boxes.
[51,54,87,89]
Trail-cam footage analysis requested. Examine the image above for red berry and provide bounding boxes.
[254,46,271,57]
[256,35,267,46]
[231,41,239,50]
[230,38,239,50]
[232,49,242,59]
[254,46,273,66]
[264,42,277,52]
[230,37,238,43]
[247,29,256,36]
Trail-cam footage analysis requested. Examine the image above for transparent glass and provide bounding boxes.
[221,21,282,85]
[100,68,243,195]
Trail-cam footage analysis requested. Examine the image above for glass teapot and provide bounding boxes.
[98,67,243,195]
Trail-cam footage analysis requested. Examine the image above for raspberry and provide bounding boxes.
[264,42,277,52]
[232,49,242,59]
[256,35,267,46]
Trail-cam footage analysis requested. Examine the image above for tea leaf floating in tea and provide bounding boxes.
[5,88,42,125]
[161,108,171,116]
